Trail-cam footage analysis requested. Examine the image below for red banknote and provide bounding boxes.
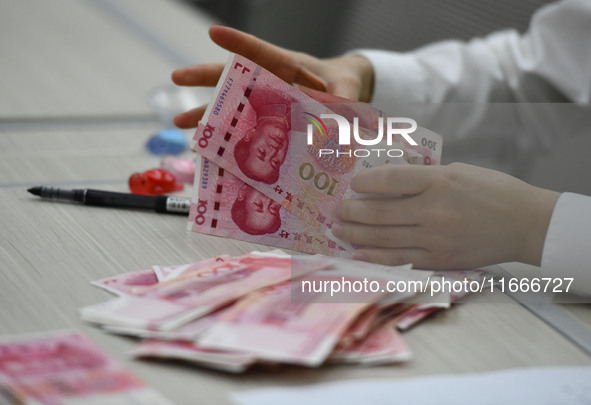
[189,53,442,254]
[0,331,173,404]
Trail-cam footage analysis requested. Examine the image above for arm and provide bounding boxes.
[355,0,591,109]
[353,0,591,178]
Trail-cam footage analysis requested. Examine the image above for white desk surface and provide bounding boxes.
[1,1,590,404]
[0,0,226,119]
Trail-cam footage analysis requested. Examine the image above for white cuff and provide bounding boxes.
[541,192,591,296]
[347,49,428,113]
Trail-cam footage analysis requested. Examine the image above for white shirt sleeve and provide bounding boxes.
[354,0,591,108]
[541,193,591,296]
[352,0,591,294]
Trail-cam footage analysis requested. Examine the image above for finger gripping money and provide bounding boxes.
[190,53,443,254]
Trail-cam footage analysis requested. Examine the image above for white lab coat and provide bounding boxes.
[355,0,591,295]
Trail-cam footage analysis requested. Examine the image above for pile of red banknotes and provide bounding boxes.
[80,250,489,373]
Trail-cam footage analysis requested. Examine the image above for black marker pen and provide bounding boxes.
[27,186,191,215]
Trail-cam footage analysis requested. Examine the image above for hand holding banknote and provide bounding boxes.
[184,52,441,255]
[172,25,374,128]
[333,163,560,269]
[172,24,561,273]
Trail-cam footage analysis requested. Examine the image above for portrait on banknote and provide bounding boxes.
[233,87,294,184]
[231,183,282,235]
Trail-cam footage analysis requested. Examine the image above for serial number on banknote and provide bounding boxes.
[201,158,210,190]
[213,77,233,116]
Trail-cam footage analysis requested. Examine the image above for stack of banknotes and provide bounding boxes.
[79,250,488,373]
[186,53,443,255]
[0,331,174,404]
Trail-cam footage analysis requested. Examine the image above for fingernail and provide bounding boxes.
[331,222,343,238]
[352,251,369,262]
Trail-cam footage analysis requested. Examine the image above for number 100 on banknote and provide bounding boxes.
[189,53,442,255]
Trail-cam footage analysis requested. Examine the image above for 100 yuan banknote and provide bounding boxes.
[0,331,173,405]
[197,281,372,367]
[197,261,421,366]
[130,339,256,374]
[80,252,331,331]
[188,156,349,256]
[330,320,412,365]
[190,53,442,244]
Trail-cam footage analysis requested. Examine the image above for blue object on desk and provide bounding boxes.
[146,128,188,155]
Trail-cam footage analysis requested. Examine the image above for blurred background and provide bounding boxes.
[182,0,553,57]
[1,0,588,195]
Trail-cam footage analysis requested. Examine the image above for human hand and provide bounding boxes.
[171,25,374,128]
[332,163,560,270]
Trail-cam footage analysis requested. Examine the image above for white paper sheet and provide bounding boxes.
[231,366,591,405]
